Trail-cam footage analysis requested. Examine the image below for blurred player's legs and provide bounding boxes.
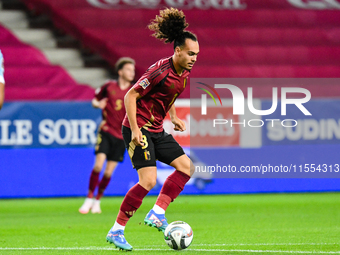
[79,153,118,214]
[91,160,118,213]
[79,153,105,214]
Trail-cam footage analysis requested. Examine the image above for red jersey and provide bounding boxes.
[95,80,130,140]
[122,56,189,133]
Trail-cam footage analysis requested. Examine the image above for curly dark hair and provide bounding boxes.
[148,8,197,50]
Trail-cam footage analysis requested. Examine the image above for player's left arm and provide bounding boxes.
[169,104,186,132]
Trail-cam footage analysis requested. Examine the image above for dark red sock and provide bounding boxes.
[96,176,111,200]
[116,183,149,226]
[156,170,190,211]
[87,170,100,198]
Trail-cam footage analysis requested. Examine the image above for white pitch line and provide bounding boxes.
[190,243,339,247]
[0,247,115,250]
[189,250,340,254]
[0,247,340,254]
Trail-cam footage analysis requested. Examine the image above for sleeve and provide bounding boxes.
[132,61,167,97]
[0,51,4,84]
[94,82,109,100]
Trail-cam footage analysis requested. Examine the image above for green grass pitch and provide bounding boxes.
[1,193,340,254]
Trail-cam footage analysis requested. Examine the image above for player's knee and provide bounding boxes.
[93,164,102,173]
[140,177,157,191]
[104,170,113,178]
[104,166,115,177]
[147,178,157,190]
[189,162,195,177]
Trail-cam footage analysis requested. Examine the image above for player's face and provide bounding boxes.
[119,63,135,82]
[177,39,199,71]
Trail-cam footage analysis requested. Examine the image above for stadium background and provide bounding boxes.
[1,0,340,199]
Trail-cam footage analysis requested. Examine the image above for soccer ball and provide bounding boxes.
[164,221,193,250]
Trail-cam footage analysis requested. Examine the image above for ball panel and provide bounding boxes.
[171,238,178,250]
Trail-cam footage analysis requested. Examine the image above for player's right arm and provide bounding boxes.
[124,88,144,146]
[92,83,109,109]
[92,98,107,109]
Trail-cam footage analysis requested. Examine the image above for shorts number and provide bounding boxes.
[96,133,102,145]
[141,135,148,149]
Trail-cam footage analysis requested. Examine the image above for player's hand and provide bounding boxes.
[98,98,108,109]
[172,117,186,132]
[131,128,144,146]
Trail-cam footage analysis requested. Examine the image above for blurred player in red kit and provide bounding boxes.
[106,8,199,250]
[79,57,135,214]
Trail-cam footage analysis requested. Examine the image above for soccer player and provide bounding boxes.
[0,50,5,110]
[79,57,135,214]
[106,8,199,251]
